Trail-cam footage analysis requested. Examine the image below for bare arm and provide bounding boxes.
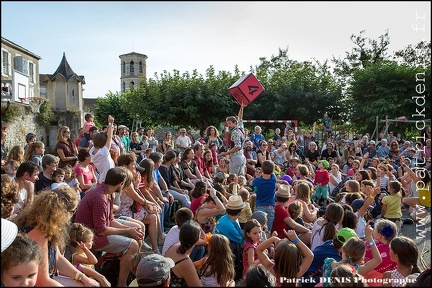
[358,222,382,275]
[105,115,114,150]
[256,236,279,272]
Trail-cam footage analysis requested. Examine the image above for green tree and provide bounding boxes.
[348,61,431,133]
[93,91,133,129]
[123,67,243,135]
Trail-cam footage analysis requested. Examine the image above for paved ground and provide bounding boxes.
[398,208,431,270]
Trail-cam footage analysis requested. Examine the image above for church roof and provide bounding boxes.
[47,52,85,83]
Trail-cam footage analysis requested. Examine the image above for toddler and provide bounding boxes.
[238,188,253,229]
[63,165,82,195]
[51,168,69,191]
[83,113,95,141]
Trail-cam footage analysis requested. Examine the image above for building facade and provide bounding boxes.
[119,52,148,93]
[1,37,41,103]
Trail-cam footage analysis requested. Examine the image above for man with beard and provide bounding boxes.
[74,166,145,287]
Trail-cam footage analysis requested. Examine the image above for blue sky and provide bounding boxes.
[1,1,430,98]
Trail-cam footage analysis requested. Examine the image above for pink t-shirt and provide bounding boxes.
[84,121,95,133]
[363,240,397,274]
[74,164,95,191]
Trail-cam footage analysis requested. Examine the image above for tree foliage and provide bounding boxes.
[93,30,430,137]
[93,91,133,129]
[348,61,431,133]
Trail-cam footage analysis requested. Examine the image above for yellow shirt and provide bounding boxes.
[238,202,252,224]
[382,193,402,219]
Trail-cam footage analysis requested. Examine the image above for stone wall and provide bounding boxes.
[3,109,81,155]
[3,109,49,154]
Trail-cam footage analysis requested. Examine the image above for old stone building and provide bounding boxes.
[119,52,148,93]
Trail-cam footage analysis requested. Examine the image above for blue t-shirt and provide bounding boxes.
[250,133,265,151]
[214,214,244,244]
[252,174,277,207]
[301,240,341,287]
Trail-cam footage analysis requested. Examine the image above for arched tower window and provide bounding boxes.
[122,61,126,74]
[130,81,135,89]
[139,61,143,73]
[122,82,126,92]
[130,61,134,73]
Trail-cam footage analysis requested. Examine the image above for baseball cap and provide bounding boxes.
[136,254,175,287]
[118,125,128,130]
[1,218,18,252]
[335,227,358,245]
[251,211,268,226]
[369,140,376,145]
[319,160,330,169]
[351,199,364,213]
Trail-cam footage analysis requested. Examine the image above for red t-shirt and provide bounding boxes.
[190,196,204,215]
[271,204,290,238]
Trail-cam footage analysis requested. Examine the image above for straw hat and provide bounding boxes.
[276,184,291,198]
[226,195,245,210]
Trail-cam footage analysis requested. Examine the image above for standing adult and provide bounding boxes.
[203,125,224,154]
[55,126,78,168]
[118,125,130,153]
[175,128,192,153]
[78,126,98,151]
[219,103,247,175]
[74,167,145,287]
[74,128,85,148]
[250,125,265,152]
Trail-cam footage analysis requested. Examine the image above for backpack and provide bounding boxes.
[95,253,134,287]
[331,176,352,198]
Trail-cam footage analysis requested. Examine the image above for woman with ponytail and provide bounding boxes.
[165,220,203,287]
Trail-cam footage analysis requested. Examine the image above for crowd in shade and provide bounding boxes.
[1,106,431,287]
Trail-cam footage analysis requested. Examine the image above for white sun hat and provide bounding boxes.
[1,218,18,252]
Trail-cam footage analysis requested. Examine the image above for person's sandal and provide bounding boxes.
[402,218,414,225]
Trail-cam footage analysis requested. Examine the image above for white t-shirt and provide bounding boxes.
[175,135,192,150]
[354,211,366,239]
[51,182,69,190]
[329,173,342,194]
[90,146,115,183]
[162,225,180,255]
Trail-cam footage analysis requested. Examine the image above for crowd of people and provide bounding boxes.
[1,106,431,287]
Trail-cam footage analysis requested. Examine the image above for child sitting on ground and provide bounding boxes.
[69,223,110,287]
